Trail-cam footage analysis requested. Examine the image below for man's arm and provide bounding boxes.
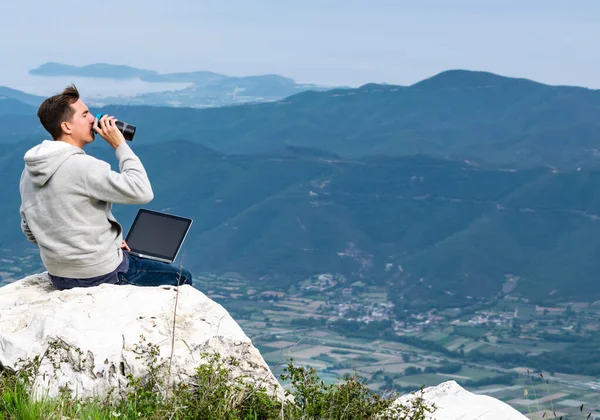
[20,205,37,244]
[80,142,154,205]
[81,115,153,204]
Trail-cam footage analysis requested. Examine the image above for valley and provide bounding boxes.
[4,261,599,417]
[195,272,600,419]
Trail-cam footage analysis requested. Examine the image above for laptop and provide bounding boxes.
[124,209,193,264]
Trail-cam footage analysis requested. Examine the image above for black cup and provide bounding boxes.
[95,113,136,141]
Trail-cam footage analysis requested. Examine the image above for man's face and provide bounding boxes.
[66,99,96,144]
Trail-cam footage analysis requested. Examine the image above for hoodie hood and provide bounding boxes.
[24,140,84,187]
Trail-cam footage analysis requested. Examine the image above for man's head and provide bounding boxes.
[37,84,96,146]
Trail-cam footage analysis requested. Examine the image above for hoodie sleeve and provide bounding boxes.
[81,142,154,204]
[20,205,37,244]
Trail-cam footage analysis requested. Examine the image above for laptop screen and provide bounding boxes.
[125,209,193,262]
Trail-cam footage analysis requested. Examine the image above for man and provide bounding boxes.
[19,84,193,290]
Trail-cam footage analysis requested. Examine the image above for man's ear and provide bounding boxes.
[60,121,72,136]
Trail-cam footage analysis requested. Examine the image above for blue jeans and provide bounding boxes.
[118,253,193,287]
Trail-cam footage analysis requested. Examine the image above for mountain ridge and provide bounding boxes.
[3,68,600,169]
[2,139,600,309]
[29,62,225,83]
[0,70,600,170]
[25,62,333,108]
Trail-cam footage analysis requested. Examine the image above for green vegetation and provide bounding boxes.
[0,341,435,420]
[329,319,600,377]
[453,326,487,339]
[5,139,600,308]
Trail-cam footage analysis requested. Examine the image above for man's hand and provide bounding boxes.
[93,115,125,150]
[121,240,131,252]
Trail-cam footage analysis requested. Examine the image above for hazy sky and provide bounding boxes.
[2,0,600,90]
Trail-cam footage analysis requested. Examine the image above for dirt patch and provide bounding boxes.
[267,341,297,349]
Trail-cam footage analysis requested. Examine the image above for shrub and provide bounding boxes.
[0,338,436,419]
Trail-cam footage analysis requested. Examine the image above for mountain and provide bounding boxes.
[0,87,45,106]
[3,139,600,310]
[29,62,226,83]
[4,70,600,309]
[112,70,600,169]
[8,69,600,169]
[0,87,43,117]
[27,62,334,108]
[0,97,36,116]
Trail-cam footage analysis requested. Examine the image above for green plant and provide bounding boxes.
[0,337,436,419]
[280,358,435,419]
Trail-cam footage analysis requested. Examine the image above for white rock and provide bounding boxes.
[391,380,527,419]
[0,273,283,401]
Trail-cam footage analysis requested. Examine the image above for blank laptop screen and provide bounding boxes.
[125,209,192,262]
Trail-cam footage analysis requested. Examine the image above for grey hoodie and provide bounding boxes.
[19,140,153,278]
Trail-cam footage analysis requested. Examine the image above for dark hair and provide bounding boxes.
[37,84,80,140]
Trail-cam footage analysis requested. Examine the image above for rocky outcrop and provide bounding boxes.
[0,273,283,401]
[392,380,528,419]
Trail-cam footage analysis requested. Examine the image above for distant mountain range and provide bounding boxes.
[3,69,600,169]
[29,62,224,83]
[2,140,600,311]
[25,62,335,108]
[0,87,44,117]
[3,69,600,309]
[0,86,45,106]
